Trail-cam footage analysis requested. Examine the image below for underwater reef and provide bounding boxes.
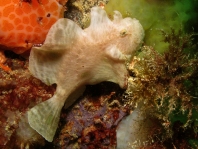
[0,0,198,148]
[0,29,197,149]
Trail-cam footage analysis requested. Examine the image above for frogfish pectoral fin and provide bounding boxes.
[105,45,127,61]
[27,95,64,142]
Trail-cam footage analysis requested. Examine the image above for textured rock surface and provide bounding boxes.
[0,51,55,148]
[54,82,129,148]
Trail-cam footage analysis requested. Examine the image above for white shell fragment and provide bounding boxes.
[28,6,144,142]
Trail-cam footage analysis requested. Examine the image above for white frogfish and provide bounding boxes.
[28,6,144,142]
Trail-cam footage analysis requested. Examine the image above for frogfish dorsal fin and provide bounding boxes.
[43,18,83,50]
[113,11,123,23]
[89,7,111,28]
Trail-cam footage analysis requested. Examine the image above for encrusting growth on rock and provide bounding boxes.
[28,6,144,142]
[120,29,198,148]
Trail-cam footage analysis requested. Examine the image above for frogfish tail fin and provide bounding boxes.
[27,96,64,142]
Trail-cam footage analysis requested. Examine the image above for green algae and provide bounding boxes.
[105,0,195,53]
[189,139,198,148]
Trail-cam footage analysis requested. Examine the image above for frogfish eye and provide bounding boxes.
[120,29,127,37]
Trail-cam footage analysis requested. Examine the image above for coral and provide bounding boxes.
[4,112,45,149]
[27,6,144,142]
[105,0,196,53]
[54,83,129,148]
[121,28,198,148]
[0,0,66,53]
[0,52,55,148]
[0,50,6,63]
[0,50,10,72]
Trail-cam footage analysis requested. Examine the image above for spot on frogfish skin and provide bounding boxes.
[54,28,64,40]
[27,6,144,142]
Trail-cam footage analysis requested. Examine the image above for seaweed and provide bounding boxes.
[123,28,198,148]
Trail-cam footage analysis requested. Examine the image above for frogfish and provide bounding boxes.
[0,0,64,53]
[28,6,144,142]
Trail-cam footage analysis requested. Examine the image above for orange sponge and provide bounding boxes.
[0,0,64,53]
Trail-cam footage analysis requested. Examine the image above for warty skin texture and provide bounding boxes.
[27,6,144,142]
